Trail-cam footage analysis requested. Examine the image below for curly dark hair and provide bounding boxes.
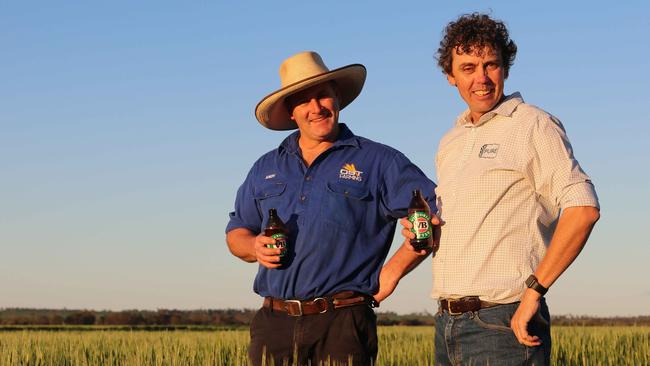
[436,13,517,78]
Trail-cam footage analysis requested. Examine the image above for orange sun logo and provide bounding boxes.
[343,163,357,172]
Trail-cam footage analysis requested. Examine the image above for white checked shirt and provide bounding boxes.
[432,92,599,303]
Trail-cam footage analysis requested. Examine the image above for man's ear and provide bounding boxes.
[446,73,456,86]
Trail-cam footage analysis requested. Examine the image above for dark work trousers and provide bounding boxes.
[249,304,378,366]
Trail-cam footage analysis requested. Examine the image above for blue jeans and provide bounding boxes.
[434,300,551,365]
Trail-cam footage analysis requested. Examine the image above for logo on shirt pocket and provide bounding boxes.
[479,144,500,159]
[339,163,364,182]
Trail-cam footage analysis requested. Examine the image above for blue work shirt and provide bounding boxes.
[226,124,436,300]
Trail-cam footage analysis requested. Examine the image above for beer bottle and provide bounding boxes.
[408,190,433,251]
[264,208,288,260]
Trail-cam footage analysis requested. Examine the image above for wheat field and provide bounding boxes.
[0,326,648,365]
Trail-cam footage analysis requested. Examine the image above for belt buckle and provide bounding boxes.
[446,299,462,316]
[313,297,328,314]
[284,300,303,316]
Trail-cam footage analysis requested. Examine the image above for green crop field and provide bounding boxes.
[0,326,648,365]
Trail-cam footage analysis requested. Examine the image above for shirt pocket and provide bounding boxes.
[458,153,523,203]
[253,182,287,217]
[323,181,372,230]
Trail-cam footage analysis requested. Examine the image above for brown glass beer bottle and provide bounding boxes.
[264,208,288,260]
[408,190,433,251]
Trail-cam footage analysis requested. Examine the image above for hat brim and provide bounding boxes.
[255,64,366,131]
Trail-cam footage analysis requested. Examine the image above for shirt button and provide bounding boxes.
[305,176,312,181]
[300,195,306,201]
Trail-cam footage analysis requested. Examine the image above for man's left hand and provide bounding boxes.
[510,289,542,346]
[399,214,441,256]
[373,267,399,304]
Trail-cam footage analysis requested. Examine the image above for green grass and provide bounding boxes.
[0,329,249,366]
[552,326,650,365]
[0,326,648,365]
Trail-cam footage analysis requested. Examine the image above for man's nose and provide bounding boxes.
[476,67,490,82]
[308,98,322,112]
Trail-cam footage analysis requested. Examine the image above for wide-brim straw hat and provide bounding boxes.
[255,51,366,130]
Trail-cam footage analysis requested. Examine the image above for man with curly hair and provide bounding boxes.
[402,13,601,364]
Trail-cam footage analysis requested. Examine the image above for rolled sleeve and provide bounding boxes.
[225,167,263,234]
[529,115,599,210]
[380,152,437,219]
[560,181,599,209]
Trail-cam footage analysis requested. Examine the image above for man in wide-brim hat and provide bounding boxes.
[226,51,437,366]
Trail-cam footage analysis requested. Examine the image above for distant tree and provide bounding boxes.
[64,311,96,325]
[47,313,64,325]
[187,311,210,325]
[155,310,172,325]
[126,311,145,326]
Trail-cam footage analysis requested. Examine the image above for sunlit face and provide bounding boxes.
[287,82,340,144]
[447,46,505,123]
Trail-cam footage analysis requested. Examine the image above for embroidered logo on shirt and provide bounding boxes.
[479,144,500,159]
[264,173,276,180]
[339,163,363,182]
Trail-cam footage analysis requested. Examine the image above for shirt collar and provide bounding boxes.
[456,92,524,127]
[278,123,360,155]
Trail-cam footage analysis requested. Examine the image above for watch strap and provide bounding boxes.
[525,274,548,296]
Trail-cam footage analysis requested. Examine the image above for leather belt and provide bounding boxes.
[440,296,502,315]
[263,291,378,316]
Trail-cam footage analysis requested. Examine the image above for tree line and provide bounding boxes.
[0,308,253,327]
[1,308,649,327]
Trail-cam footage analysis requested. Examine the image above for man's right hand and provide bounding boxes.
[374,215,442,304]
[254,234,285,269]
[399,214,441,255]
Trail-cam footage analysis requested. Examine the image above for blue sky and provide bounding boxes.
[1,1,648,316]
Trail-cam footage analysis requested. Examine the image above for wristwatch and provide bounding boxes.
[525,275,548,296]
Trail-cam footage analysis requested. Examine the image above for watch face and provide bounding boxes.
[525,274,548,295]
[525,275,536,287]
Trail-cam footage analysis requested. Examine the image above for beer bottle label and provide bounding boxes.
[408,211,431,240]
[267,233,287,257]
